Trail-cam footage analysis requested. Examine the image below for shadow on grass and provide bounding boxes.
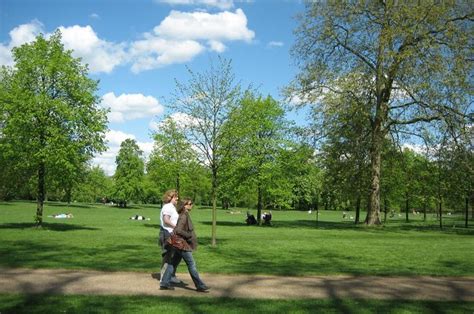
[201,221,247,227]
[202,218,474,235]
[1,294,472,314]
[46,203,94,209]
[0,223,99,232]
[0,240,158,270]
[142,223,160,229]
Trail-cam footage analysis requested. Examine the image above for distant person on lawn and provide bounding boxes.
[161,198,209,292]
[156,189,182,285]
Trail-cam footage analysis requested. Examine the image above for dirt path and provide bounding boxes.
[1,268,473,300]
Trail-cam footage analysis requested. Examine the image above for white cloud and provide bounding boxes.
[156,0,234,10]
[208,40,226,52]
[268,41,283,47]
[0,21,126,74]
[130,38,204,73]
[89,13,100,19]
[154,9,254,42]
[129,9,254,72]
[58,25,126,73]
[1,9,255,73]
[100,92,164,123]
[150,112,202,134]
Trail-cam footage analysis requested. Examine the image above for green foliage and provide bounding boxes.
[147,117,210,202]
[221,94,296,215]
[288,2,473,224]
[72,166,112,203]
[0,31,108,223]
[112,139,144,207]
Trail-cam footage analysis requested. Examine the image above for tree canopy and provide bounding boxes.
[0,31,108,225]
[288,1,473,224]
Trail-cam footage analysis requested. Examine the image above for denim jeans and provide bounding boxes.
[161,250,206,289]
[158,228,181,279]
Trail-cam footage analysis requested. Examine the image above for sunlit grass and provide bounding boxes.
[0,201,473,276]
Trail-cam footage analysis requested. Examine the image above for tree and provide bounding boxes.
[222,94,289,223]
[113,139,144,207]
[148,117,197,196]
[169,57,243,246]
[0,31,108,225]
[288,2,473,225]
[73,166,112,203]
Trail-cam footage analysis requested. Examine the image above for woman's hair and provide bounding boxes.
[177,198,193,214]
[162,189,177,204]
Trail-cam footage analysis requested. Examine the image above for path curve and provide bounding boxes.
[1,268,473,300]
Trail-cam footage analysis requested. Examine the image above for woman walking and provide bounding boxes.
[160,198,209,292]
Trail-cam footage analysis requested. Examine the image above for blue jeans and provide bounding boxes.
[161,250,206,289]
[158,227,181,277]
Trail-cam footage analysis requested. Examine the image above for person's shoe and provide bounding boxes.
[159,286,175,290]
[170,276,183,284]
[196,285,210,292]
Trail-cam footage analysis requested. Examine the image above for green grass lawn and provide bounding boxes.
[1,294,473,314]
[1,201,473,313]
[0,201,472,276]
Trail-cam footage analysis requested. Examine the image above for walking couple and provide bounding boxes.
[158,189,209,292]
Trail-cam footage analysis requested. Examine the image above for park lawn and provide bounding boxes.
[0,201,473,276]
[1,294,473,314]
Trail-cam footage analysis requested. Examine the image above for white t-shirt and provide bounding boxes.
[160,202,179,233]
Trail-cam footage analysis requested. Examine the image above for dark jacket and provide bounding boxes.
[174,210,198,251]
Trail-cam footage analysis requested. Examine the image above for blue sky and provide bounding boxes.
[0,0,307,175]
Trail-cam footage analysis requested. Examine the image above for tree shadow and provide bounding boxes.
[1,294,472,314]
[47,203,94,209]
[0,222,99,232]
[142,223,160,229]
[201,221,247,227]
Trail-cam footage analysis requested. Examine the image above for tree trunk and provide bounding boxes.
[383,197,387,223]
[36,162,45,227]
[366,125,383,225]
[438,199,443,229]
[176,172,180,198]
[405,193,409,223]
[211,167,217,247]
[423,199,427,222]
[257,183,262,225]
[355,195,361,224]
[465,196,469,228]
[315,195,319,225]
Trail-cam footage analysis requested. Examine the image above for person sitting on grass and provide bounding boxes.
[246,212,257,225]
[129,215,150,221]
[262,211,272,226]
[49,213,74,219]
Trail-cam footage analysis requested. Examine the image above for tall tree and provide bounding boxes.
[148,117,197,196]
[113,139,144,207]
[169,57,243,246]
[222,94,289,223]
[288,2,472,225]
[0,31,108,225]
